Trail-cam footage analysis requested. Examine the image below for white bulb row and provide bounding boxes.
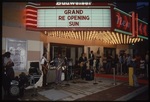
[44,30,143,44]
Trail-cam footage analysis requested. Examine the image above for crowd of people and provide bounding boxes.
[77,50,149,80]
[2,50,149,98]
[101,51,149,79]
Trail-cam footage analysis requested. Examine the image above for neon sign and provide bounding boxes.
[116,12,131,31]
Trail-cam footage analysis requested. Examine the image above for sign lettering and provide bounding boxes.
[138,22,148,36]
[58,9,90,26]
[56,2,92,6]
[116,12,131,31]
[37,9,111,28]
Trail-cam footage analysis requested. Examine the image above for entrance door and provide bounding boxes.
[104,47,116,58]
[50,43,84,65]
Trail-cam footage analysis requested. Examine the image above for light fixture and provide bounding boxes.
[45,30,145,44]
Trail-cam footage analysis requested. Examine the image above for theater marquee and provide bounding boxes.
[37,9,111,28]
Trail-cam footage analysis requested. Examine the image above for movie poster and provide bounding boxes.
[6,38,27,71]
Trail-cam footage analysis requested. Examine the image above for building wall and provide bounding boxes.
[2,2,44,76]
[2,26,43,76]
[2,2,27,32]
[2,2,132,86]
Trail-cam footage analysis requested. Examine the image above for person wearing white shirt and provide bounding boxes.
[40,53,48,87]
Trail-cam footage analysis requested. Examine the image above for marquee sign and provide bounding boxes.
[37,9,111,28]
[114,11,132,33]
[25,2,111,30]
[138,21,148,36]
[114,8,148,37]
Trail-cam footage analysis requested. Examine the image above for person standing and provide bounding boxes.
[126,54,132,75]
[102,54,107,73]
[54,53,64,85]
[145,51,149,64]
[89,51,94,69]
[3,52,15,97]
[106,54,112,74]
[79,53,88,80]
[145,51,149,77]
[139,56,145,78]
[119,54,124,75]
[114,54,119,74]
[68,58,73,80]
[40,53,49,87]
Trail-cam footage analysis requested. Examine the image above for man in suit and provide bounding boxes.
[89,51,95,69]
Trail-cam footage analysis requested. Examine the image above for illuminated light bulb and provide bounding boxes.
[77,31,79,40]
[115,32,119,44]
[116,33,120,44]
[127,35,129,44]
[137,38,140,42]
[132,38,134,43]
[108,31,117,44]
[129,38,131,43]
[120,34,123,44]
[44,31,47,34]
[76,31,78,40]
[75,31,77,39]
[106,31,113,43]
[104,31,110,42]
[124,34,126,44]
[134,38,137,43]
[111,31,117,44]
[90,31,92,40]
[84,31,86,41]
[78,31,80,40]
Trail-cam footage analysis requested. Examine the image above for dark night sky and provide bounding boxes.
[137,2,149,6]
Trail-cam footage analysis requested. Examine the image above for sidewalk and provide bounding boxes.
[75,82,148,101]
[3,74,149,101]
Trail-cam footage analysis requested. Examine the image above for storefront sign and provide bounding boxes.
[37,9,111,28]
[115,11,132,32]
[56,2,92,6]
[138,22,148,36]
[114,9,148,37]
[37,2,108,6]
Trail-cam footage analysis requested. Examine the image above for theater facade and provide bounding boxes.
[2,2,148,75]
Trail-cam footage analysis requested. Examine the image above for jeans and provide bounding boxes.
[55,69,62,84]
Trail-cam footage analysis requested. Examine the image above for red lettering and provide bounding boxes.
[143,25,147,36]
[139,23,142,34]
[116,12,122,28]
[123,16,128,30]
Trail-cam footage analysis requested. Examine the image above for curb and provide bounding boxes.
[115,85,148,101]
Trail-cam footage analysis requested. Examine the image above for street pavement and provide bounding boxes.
[3,74,149,101]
